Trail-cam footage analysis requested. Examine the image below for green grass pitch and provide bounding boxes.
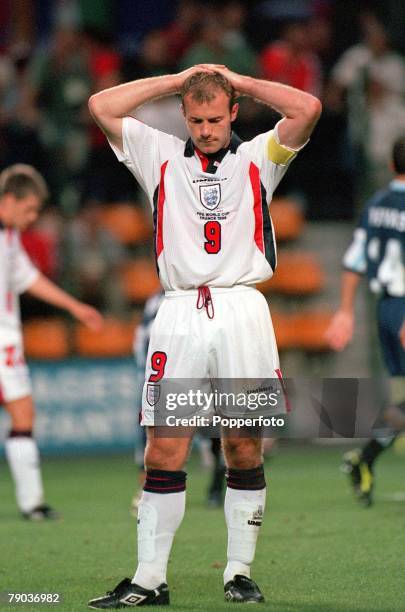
[1,444,405,611]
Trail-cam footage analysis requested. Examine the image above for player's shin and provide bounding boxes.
[223,465,266,585]
[133,470,187,589]
[5,431,44,513]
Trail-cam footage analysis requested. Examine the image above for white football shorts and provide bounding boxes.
[141,285,281,426]
[0,335,32,404]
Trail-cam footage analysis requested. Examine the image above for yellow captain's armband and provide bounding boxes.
[267,135,297,165]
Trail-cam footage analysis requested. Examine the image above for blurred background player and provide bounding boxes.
[131,289,225,513]
[326,136,405,506]
[0,164,104,520]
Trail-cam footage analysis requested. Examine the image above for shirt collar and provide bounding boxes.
[184,131,243,159]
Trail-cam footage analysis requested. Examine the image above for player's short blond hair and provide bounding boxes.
[181,72,236,110]
[0,164,49,201]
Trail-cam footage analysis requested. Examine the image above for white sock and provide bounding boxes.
[5,436,44,513]
[133,490,186,589]
[223,486,266,585]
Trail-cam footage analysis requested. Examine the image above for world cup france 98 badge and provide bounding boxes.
[199,183,221,210]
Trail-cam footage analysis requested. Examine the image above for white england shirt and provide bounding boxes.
[110,117,301,291]
[0,223,39,343]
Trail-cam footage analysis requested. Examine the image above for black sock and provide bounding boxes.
[361,437,396,467]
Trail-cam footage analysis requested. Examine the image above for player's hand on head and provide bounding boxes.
[324,310,354,351]
[195,63,226,71]
[71,302,104,331]
[200,64,243,93]
[174,65,217,90]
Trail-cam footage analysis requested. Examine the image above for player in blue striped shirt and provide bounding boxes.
[327,136,405,506]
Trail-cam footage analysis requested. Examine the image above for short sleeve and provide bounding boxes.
[108,117,185,205]
[11,234,40,294]
[342,206,369,274]
[239,120,306,200]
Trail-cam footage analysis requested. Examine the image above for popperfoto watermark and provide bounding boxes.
[143,377,397,438]
[165,414,285,428]
[143,377,288,436]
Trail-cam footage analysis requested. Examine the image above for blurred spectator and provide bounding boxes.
[20,206,64,320]
[82,27,137,203]
[180,15,257,76]
[260,20,323,96]
[27,26,91,207]
[247,0,317,52]
[160,0,202,66]
[0,53,16,121]
[362,71,405,190]
[21,208,62,280]
[220,1,257,71]
[63,201,127,314]
[0,43,47,175]
[134,99,189,141]
[126,29,188,141]
[84,28,179,205]
[327,12,405,194]
[83,26,121,92]
[307,15,335,76]
[123,29,175,82]
[329,13,405,109]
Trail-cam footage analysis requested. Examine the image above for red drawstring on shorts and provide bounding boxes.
[196,286,214,319]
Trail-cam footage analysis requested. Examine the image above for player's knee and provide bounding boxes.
[222,438,263,469]
[145,439,188,471]
[5,397,35,430]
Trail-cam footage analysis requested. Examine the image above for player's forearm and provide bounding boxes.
[89,74,179,120]
[238,76,321,121]
[339,270,361,313]
[235,76,321,148]
[26,273,80,315]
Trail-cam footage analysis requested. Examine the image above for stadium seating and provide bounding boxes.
[271,310,334,352]
[120,258,161,303]
[74,318,136,357]
[23,318,70,359]
[292,311,334,351]
[270,197,304,242]
[270,311,296,351]
[99,203,152,245]
[257,252,325,295]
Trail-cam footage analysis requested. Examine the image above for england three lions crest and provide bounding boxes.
[146,383,160,406]
[199,184,221,210]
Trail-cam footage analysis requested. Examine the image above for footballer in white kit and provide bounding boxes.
[0,226,38,402]
[111,116,297,424]
[0,164,103,521]
[88,65,321,608]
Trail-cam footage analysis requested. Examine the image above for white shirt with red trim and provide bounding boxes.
[110,117,299,291]
[0,225,39,344]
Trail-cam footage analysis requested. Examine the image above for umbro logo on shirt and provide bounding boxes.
[192,177,228,183]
